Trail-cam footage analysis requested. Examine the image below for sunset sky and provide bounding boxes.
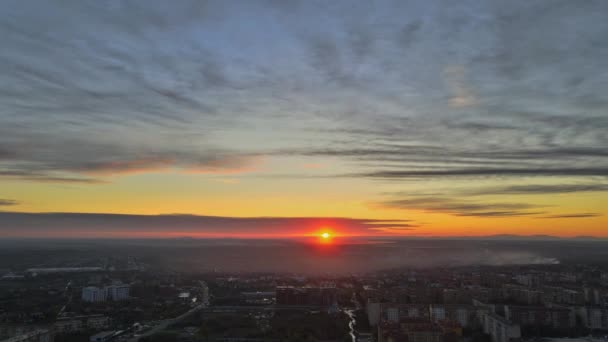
[1,0,607,238]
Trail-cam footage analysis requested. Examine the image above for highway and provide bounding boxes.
[127,304,205,342]
[127,305,328,341]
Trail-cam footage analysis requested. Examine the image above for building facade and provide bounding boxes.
[104,285,129,301]
[81,287,105,303]
[483,313,521,342]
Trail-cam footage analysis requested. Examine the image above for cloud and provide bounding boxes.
[1,0,607,194]
[0,136,261,181]
[358,167,608,179]
[185,155,262,175]
[283,142,608,179]
[377,184,605,220]
[0,199,18,206]
[467,183,608,196]
[76,154,261,176]
[539,213,602,219]
[307,36,353,86]
[0,1,272,183]
[0,211,415,238]
[456,211,544,217]
[375,196,544,217]
[0,170,103,184]
[74,158,175,175]
[395,21,422,48]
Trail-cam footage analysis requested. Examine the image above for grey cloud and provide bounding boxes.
[395,21,422,48]
[467,184,608,196]
[0,141,259,181]
[359,167,608,179]
[0,1,272,182]
[375,196,544,217]
[295,146,572,168]
[1,0,607,188]
[0,212,414,238]
[0,148,17,160]
[456,211,544,217]
[477,148,608,159]
[443,120,520,132]
[59,153,260,175]
[360,223,419,229]
[0,170,103,184]
[348,27,376,61]
[0,199,18,206]
[307,36,357,87]
[539,213,602,219]
[300,1,608,182]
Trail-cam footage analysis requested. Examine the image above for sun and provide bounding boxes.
[315,229,334,244]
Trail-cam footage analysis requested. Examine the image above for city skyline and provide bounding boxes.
[1,0,607,238]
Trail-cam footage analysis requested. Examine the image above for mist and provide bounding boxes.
[2,238,604,275]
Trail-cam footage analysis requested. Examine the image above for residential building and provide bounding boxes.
[81,287,105,303]
[504,305,574,329]
[104,285,129,301]
[483,313,521,342]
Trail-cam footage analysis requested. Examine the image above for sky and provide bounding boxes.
[1,0,607,238]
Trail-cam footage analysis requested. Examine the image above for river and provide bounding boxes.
[343,293,362,342]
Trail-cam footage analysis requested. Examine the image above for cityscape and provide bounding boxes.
[1,238,608,342]
[1,0,608,342]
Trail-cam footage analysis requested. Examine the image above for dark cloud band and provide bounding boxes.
[0,212,415,238]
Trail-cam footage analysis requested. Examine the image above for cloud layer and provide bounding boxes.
[376,196,544,218]
[1,1,607,227]
[0,211,413,238]
[1,1,608,183]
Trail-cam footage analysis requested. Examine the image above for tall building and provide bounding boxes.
[200,281,210,306]
[81,287,105,303]
[104,285,129,301]
[367,301,382,326]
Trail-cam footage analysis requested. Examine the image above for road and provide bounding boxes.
[128,304,205,342]
[127,304,330,341]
